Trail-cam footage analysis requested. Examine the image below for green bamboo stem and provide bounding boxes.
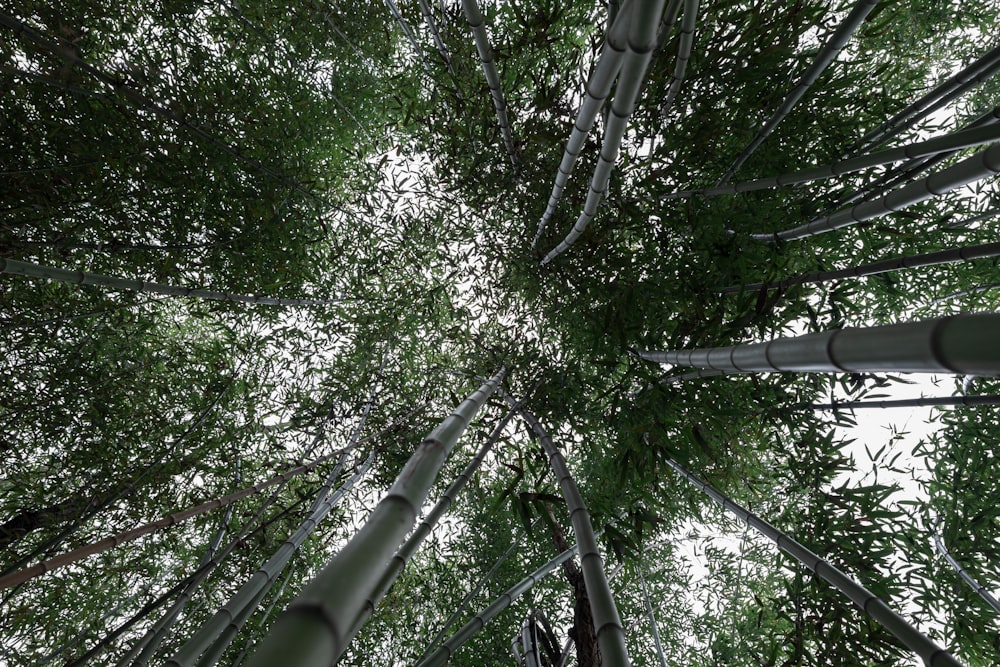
[717,0,880,183]
[0,257,340,306]
[638,314,1000,376]
[669,124,1000,202]
[384,0,433,78]
[720,241,1000,294]
[461,0,519,168]
[509,401,630,667]
[165,395,380,667]
[541,0,667,265]
[0,453,340,592]
[749,143,1000,242]
[930,283,1000,307]
[245,369,504,667]
[413,517,542,665]
[638,568,668,667]
[230,567,296,667]
[416,544,581,667]
[345,405,520,642]
[931,520,1000,614]
[665,459,966,667]
[653,0,684,49]
[657,0,700,118]
[532,1,633,249]
[0,12,325,206]
[848,43,1000,156]
[801,394,1000,412]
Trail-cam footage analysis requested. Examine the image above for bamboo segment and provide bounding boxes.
[932,521,1000,614]
[638,314,1000,376]
[665,459,966,667]
[848,43,1000,155]
[0,257,340,306]
[802,394,1000,412]
[0,452,341,592]
[658,0,700,117]
[541,0,667,265]
[461,0,519,168]
[720,241,1000,294]
[667,124,1000,201]
[749,144,1000,242]
[245,369,504,667]
[510,400,630,667]
[532,2,633,249]
[638,569,669,667]
[717,0,880,183]
[344,406,520,643]
[415,545,581,667]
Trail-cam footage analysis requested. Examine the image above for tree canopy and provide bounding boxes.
[2,0,999,665]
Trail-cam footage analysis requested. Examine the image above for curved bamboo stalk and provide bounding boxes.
[0,452,341,592]
[507,399,630,666]
[668,124,1000,202]
[165,395,381,667]
[0,12,326,206]
[749,143,1000,242]
[801,394,1000,412]
[931,520,1000,614]
[0,257,340,306]
[532,2,634,249]
[541,0,667,265]
[657,0,700,118]
[717,0,880,183]
[345,405,521,642]
[720,241,1000,294]
[416,544,581,667]
[413,517,542,665]
[638,314,1000,376]
[245,369,504,667]
[847,43,1000,156]
[665,459,966,667]
[461,0,518,168]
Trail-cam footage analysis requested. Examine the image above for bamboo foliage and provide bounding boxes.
[0,451,343,592]
[720,241,1000,294]
[461,0,519,168]
[749,143,1000,242]
[664,459,966,667]
[717,0,880,183]
[638,314,1000,376]
[541,0,667,265]
[531,2,634,249]
[245,369,504,667]
[931,520,1000,614]
[0,257,341,306]
[415,544,581,667]
[657,0,700,118]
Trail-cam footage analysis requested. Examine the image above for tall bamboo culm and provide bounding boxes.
[931,521,1000,614]
[245,369,504,667]
[657,0,699,117]
[665,459,966,667]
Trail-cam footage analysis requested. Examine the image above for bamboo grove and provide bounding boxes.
[2,0,999,665]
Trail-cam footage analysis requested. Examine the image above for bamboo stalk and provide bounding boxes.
[720,241,1000,294]
[665,459,966,667]
[244,369,504,667]
[717,0,880,183]
[541,0,667,265]
[748,143,1000,242]
[0,257,340,306]
[416,544,581,667]
[801,394,1000,412]
[931,520,1000,614]
[657,0,700,118]
[0,452,339,591]
[638,568,669,667]
[847,43,1000,155]
[509,400,630,666]
[668,124,1000,201]
[461,0,519,168]
[532,2,633,249]
[638,314,1000,376]
[345,405,520,642]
